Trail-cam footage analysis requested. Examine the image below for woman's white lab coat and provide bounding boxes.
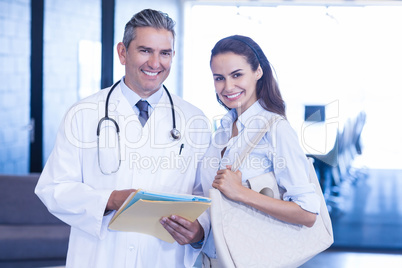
[35,83,211,268]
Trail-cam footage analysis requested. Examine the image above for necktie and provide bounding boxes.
[136,100,149,127]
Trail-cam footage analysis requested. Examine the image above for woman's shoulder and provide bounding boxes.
[256,110,297,143]
[253,108,288,131]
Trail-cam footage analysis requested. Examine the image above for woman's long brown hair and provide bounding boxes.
[210,35,286,118]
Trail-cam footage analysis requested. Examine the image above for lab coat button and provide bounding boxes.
[129,245,135,251]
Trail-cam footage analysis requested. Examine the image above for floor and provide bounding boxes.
[300,249,402,268]
[330,169,402,250]
[300,168,402,267]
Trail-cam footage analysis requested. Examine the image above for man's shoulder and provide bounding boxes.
[170,94,205,117]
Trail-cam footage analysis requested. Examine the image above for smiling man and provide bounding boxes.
[117,26,174,98]
[35,9,211,268]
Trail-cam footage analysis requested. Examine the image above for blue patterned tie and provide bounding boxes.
[136,100,149,127]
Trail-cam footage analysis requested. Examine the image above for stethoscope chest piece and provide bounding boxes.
[170,128,181,140]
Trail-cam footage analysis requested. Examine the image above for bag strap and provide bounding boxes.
[231,115,283,172]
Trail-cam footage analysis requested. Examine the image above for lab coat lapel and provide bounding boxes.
[106,83,143,156]
[108,83,135,118]
[149,89,169,124]
[107,85,173,149]
[147,90,174,147]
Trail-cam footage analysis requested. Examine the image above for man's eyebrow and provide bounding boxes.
[137,46,153,51]
[136,46,173,53]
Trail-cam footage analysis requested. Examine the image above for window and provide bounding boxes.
[183,3,402,169]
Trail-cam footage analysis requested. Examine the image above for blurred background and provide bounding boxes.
[0,0,401,267]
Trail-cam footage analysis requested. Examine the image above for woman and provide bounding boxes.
[201,35,321,265]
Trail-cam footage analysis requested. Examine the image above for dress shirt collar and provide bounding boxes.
[220,100,275,133]
[120,76,163,112]
[220,109,237,130]
[237,100,270,130]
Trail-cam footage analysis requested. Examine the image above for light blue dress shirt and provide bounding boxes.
[201,100,321,259]
[211,100,320,213]
[120,76,163,116]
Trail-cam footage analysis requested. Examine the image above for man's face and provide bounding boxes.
[118,26,175,98]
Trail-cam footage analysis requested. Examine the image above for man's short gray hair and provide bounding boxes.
[122,9,176,49]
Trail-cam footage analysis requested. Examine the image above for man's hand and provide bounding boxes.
[106,189,137,211]
[160,215,204,245]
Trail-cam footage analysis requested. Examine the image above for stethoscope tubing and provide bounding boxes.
[96,80,181,140]
[96,80,180,175]
[97,81,121,136]
[97,80,179,138]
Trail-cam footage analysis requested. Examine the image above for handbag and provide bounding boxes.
[210,116,334,268]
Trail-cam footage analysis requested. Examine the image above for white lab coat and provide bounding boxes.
[35,83,211,268]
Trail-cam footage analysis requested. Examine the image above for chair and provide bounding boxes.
[307,131,339,200]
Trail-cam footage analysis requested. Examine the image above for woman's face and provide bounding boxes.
[211,52,262,115]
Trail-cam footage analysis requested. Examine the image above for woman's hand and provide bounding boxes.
[213,165,245,202]
[213,167,317,227]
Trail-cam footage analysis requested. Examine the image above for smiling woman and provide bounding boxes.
[199,34,326,267]
[210,35,286,118]
[211,52,261,114]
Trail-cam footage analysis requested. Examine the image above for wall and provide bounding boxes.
[0,0,31,174]
[0,0,182,174]
[43,0,182,164]
[43,0,101,162]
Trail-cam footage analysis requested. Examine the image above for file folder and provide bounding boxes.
[108,189,211,243]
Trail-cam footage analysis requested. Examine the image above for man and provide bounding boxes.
[35,9,211,268]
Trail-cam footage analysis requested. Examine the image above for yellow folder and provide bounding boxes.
[108,190,211,243]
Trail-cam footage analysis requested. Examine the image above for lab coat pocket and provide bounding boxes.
[156,143,196,194]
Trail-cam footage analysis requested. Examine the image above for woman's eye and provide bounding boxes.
[233,73,242,78]
[215,77,224,81]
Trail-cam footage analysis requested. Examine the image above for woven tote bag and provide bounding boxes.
[210,116,334,268]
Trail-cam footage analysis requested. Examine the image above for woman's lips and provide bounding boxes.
[225,91,243,100]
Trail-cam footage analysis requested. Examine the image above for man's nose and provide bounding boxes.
[148,54,160,69]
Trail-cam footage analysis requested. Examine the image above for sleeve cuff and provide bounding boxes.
[283,184,321,214]
[190,237,204,249]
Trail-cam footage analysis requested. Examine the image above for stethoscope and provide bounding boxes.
[96,80,181,175]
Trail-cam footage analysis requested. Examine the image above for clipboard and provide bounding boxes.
[108,189,211,243]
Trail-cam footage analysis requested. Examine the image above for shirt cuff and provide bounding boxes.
[283,184,321,214]
[190,237,204,249]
